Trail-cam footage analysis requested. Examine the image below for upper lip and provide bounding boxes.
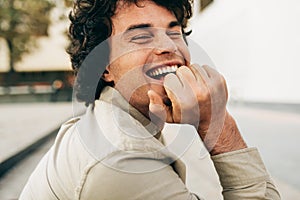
[145,60,184,79]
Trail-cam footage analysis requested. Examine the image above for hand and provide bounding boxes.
[148,64,247,155]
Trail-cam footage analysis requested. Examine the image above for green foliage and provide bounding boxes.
[0,0,55,72]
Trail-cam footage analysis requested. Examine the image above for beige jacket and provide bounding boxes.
[20,87,280,199]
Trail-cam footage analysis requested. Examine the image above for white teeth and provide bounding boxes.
[148,65,179,79]
[158,68,163,74]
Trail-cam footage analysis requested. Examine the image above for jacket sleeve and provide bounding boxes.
[211,147,281,199]
[77,159,201,200]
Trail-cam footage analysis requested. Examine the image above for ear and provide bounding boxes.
[102,67,114,82]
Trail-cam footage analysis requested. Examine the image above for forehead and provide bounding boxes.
[111,1,178,35]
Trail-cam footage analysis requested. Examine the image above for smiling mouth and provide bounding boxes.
[146,65,180,80]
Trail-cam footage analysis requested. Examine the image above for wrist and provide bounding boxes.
[209,112,247,156]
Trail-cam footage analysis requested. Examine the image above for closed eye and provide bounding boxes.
[131,33,154,44]
[167,31,182,39]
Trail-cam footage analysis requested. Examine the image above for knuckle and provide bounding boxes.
[202,64,210,69]
[216,74,226,87]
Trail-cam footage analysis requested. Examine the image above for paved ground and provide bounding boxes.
[0,137,55,200]
[0,102,299,199]
[229,105,300,190]
[0,102,74,163]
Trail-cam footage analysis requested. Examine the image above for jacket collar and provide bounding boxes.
[98,86,161,138]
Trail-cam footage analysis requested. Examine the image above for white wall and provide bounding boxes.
[190,0,300,103]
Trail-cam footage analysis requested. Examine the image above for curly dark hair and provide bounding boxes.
[67,0,193,105]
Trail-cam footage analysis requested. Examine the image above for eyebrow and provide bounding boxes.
[125,21,181,33]
[169,21,181,28]
[126,23,152,32]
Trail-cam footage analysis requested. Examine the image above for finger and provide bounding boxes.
[202,65,219,78]
[189,64,210,83]
[201,65,228,98]
[163,74,182,121]
[164,73,184,92]
[148,90,167,129]
[175,66,200,103]
[176,66,197,88]
[148,90,165,114]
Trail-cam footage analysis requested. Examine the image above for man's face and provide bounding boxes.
[104,1,190,116]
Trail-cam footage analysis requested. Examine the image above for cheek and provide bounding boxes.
[111,54,149,90]
[178,41,191,64]
[110,55,143,81]
[113,63,151,105]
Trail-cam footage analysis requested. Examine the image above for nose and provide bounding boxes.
[153,33,178,55]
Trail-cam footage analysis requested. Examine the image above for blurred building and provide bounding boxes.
[0,5,72,102]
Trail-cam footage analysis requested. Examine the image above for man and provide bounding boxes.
[20,0,281,199]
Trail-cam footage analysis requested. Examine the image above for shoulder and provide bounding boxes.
[77,156,197,200]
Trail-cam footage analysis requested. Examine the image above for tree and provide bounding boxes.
[0,0,55,73]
